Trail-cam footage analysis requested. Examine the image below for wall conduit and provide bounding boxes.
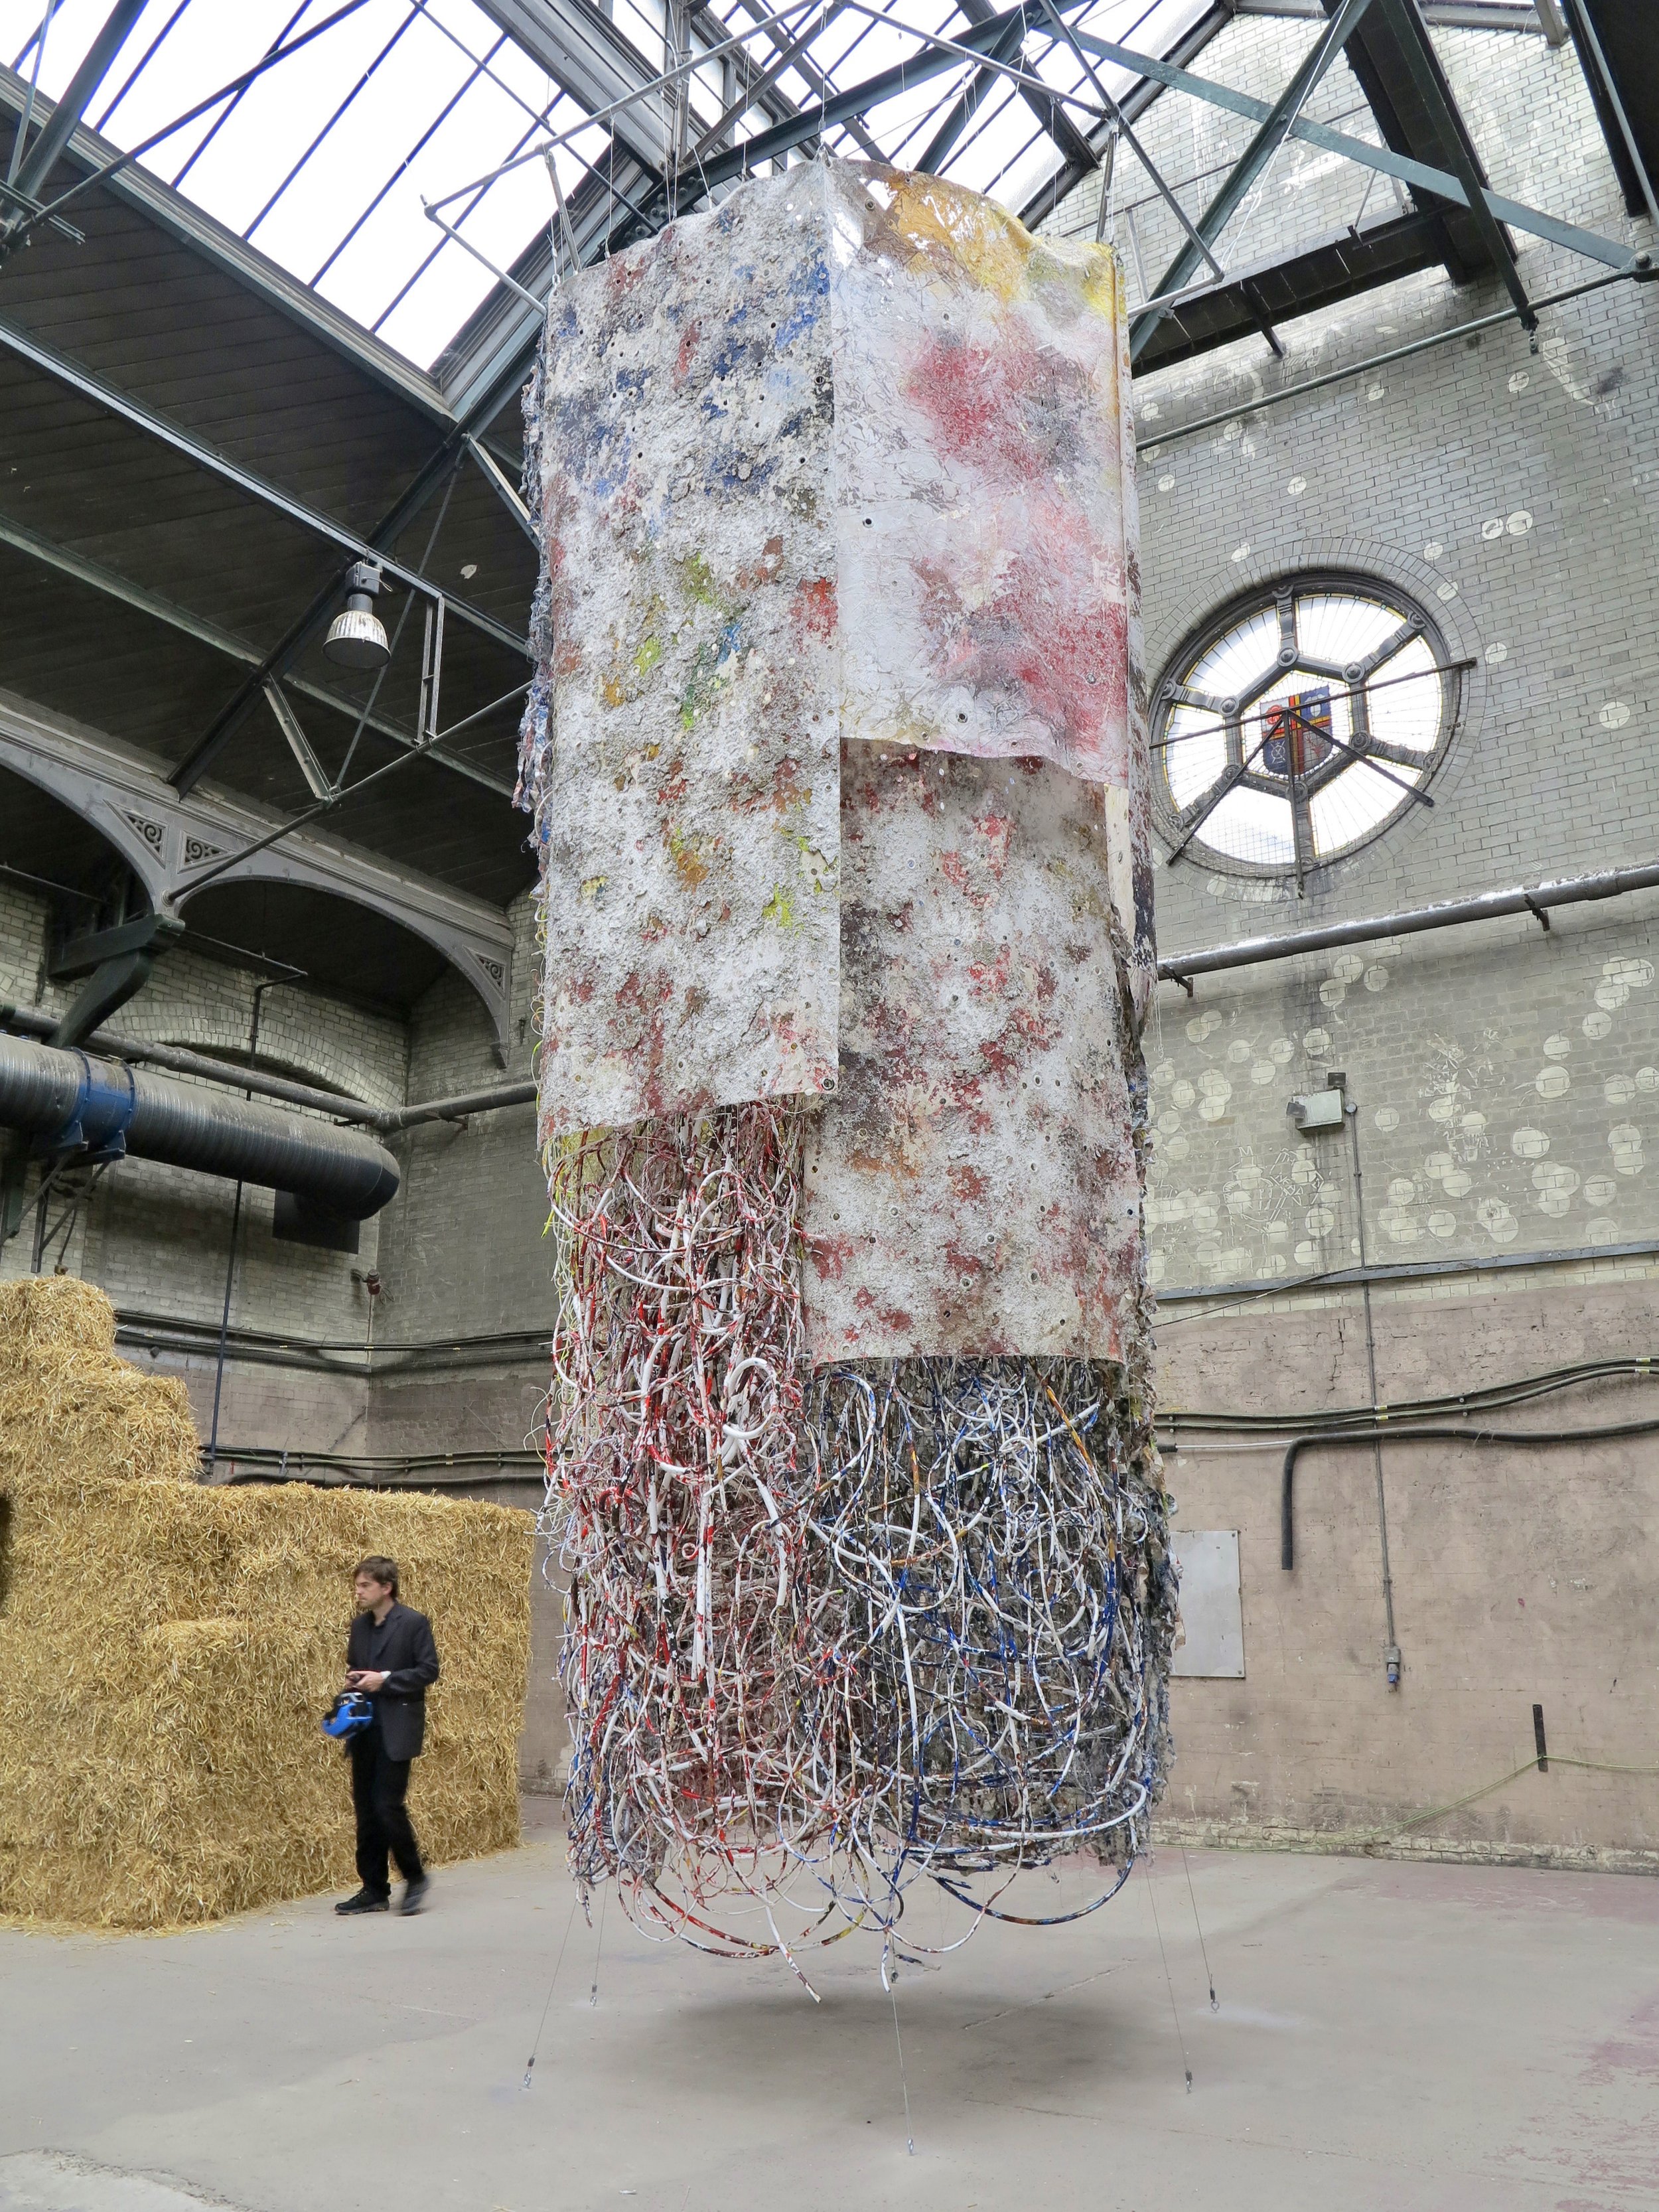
[1157,859,1659,988]
[1280,1416,1659,1571]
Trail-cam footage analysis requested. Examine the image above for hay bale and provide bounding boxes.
[0,1272,198,1489]
[0,1279,532,1930]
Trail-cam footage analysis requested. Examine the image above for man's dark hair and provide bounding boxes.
[355,1555,399,1597]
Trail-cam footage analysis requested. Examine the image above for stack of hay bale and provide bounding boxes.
[0,1276,532,1929]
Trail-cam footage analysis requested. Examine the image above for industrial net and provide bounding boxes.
[543,1103,1175,1974]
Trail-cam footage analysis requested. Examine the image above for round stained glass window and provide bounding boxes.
[1153,575,1461,881]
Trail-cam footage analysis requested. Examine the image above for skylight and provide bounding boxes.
[1,0,1215,372]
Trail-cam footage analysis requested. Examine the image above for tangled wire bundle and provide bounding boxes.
[544,1103,1176,1968]
[803,1359,1176,1922]
[547,1106,816,1921]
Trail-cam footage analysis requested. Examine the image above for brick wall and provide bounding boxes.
[7,19,1658,1856]
[1045,17,1659,1864]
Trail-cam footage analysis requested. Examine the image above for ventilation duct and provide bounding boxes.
[0,1036,399,1220]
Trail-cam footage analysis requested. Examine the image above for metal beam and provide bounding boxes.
[713,0,886,163]
[1563,0,1659,229]
[167,437,465,794]
[0,66,455,428]
[263,681,333,802]
[688,0,1096,195]
[1064,25,1638,270]
[1019,2,1232,233]
[0,505,515,798]
[3,0,146,210]
[1134,211,1441,369]
[1233,0,1549,23]
[916,17,1026,174]
[1137,262,1642,447]
[1130,0,1377,362]
[465,432,535,543]
[1370,0,1530,321]
[0,312,528,661]
[957,0,1098,176]
[469,0,673,171]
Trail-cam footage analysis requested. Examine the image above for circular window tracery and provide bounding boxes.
[1154,575,1459,880]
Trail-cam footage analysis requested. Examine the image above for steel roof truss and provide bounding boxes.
[1129,0,1378,362]
[1370,0,1529,319]
[0,504,515,799]
[1064,22,1636,271]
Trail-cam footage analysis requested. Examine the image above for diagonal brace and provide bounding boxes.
[1131,0,1377,362]
[1373,0,1531,325]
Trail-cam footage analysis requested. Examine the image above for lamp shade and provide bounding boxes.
[323,605,390,670]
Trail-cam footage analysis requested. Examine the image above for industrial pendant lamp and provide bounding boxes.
[323,561,391,670]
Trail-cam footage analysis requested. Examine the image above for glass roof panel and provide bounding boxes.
[2,0,1219,371]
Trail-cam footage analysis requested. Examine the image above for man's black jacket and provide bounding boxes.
[346,1601,440,1761]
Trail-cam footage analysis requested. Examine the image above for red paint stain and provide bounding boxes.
[905,329,1060,479]
[792,576,837,642]
[806,1233,855,1282]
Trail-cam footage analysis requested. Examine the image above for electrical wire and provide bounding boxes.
[1162,1353,1659,1436]
[540,1101,1179,1967]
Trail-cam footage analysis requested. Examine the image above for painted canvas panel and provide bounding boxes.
[826,161,1137,784]
[824,158,1152,1005]
[526,163,841,1142]
[802,743,1149,1364]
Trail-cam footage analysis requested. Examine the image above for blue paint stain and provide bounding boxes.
[773,255,829,354]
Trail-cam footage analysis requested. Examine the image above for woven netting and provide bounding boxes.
[544,1104,1175,1970]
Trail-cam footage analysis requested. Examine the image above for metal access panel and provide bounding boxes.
[1171,1530,1246,1678]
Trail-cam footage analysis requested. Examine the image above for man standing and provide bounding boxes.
[334,1556,440,1917]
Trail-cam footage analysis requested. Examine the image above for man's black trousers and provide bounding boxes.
[349,1726,425,1897]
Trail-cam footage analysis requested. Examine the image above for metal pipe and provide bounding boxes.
[0,1034,399,1217]
[0,1003,384,1122]
[1137,265,1645,452]
[0,1001,536,1135]
[17,864,1659,1132]
[1280,1415,1659,1571]
[1335,1075,1400,1680]
[377,1078,536,1132]
[1159,1230,1659,1308]
[221,1459,540,1489]
[1157,857,1659,986]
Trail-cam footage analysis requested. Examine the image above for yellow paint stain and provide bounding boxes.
[881,167,1121,318]
[580,875,607,901]
[668,825,709,890]
[760,883,797,930]
[676,551,719,605]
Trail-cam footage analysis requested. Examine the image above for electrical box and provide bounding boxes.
[1171,1530,1245,1678]
[1287,1087,1345,1133]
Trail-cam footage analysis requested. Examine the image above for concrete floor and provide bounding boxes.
[3,1810,1657,2212]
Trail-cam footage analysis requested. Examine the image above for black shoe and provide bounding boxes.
[400,1874,431,1916]
[335,1889,390,1915]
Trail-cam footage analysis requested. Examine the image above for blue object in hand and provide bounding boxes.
[323,1690,374,1739]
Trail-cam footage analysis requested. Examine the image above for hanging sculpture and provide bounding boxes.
[520,158,1176,1975]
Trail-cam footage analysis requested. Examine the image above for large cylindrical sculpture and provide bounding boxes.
[520,159,1175,1972]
